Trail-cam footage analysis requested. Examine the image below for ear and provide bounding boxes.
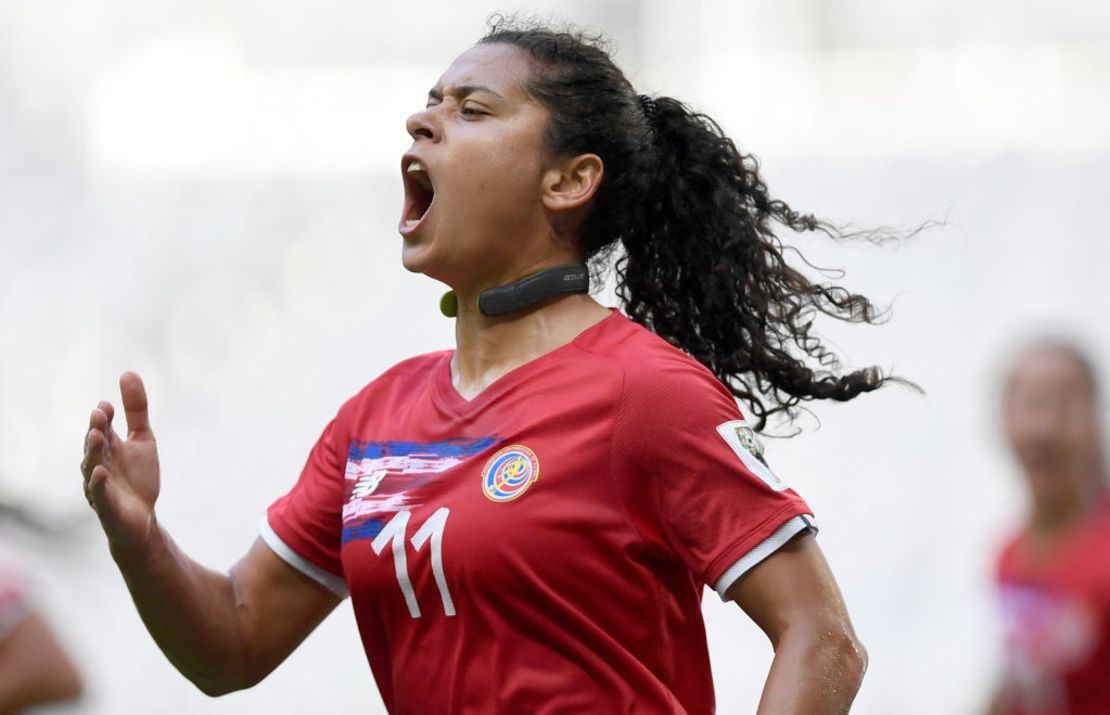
[540,153,604,213]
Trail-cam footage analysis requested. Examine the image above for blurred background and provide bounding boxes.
[2,0,1109,712]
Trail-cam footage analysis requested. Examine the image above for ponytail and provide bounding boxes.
[483,19,912,429]
[622,94,902,427]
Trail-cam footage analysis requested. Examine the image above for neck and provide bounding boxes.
[1029,471,1108,536]
[450,292,610,401]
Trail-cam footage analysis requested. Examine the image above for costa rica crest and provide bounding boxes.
[481,445,539,502]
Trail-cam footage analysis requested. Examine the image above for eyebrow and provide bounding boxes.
[427,84,505,102]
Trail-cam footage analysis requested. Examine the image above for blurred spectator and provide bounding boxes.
[988,340,1110,715]
[0,557,83,714]
[0,497,83,714]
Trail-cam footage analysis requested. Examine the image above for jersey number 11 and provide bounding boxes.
[371,507,456,618]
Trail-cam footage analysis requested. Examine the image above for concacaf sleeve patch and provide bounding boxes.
[715,420,788,491]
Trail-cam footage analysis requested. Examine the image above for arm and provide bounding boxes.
[727,532,867,715]
[116,531,340,695]
[0,613,83,713]
[81,372,341,696]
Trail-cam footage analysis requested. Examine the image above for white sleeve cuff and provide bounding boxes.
[713,514,818,600]
[259,517,349,599]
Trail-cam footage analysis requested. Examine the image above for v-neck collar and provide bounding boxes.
[432,309,621,418]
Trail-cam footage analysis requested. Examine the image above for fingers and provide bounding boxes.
[96,400,121,450]
[82,426,104,473]
[82,373,151,511]
[82,425,107,506]
[87,405,108,434]
[84,407,109,466]
[119,371,152,438]
[86,463,113,512]
[98,400,115,427]
[83,403,117,502]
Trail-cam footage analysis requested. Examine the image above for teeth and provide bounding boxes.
[405,218,420,227]
[406,160,433,191]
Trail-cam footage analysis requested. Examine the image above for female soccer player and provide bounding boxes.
[81,20,901,714]
[988,340,1110,715]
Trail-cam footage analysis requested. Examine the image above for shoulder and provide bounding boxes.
[1094,494,1110,530]
[577,313,735,409]
[1084,495,1110,552]
[575,314,743,441]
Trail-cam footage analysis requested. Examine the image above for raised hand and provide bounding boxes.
[81,372,161,558]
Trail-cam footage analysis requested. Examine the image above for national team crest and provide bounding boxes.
[481,445,539,502]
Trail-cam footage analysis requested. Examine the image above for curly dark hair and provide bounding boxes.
[481,17,913,430]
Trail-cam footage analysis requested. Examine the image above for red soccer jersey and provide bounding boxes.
[995,496,1110,715]
[265,310,814,714]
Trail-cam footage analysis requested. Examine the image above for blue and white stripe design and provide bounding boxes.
[341,437,499,544]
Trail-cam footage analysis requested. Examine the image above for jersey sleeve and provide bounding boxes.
[615,360,816,600]
[262,417,350,598]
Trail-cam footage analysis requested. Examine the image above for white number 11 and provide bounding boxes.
[370,507,456,618]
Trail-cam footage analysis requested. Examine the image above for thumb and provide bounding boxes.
[119,371,153,438]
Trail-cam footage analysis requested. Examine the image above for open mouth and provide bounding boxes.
[400,158,435,234]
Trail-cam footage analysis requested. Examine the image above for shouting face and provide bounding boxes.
[399,43,578,295]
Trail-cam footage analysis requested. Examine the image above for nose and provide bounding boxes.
[406,107,437,142]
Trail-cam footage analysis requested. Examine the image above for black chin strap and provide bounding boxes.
[439,264,590,318]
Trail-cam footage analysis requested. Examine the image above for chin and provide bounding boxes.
[400,242,450,284]
[400,245,426,274]
[399,228,433,268]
